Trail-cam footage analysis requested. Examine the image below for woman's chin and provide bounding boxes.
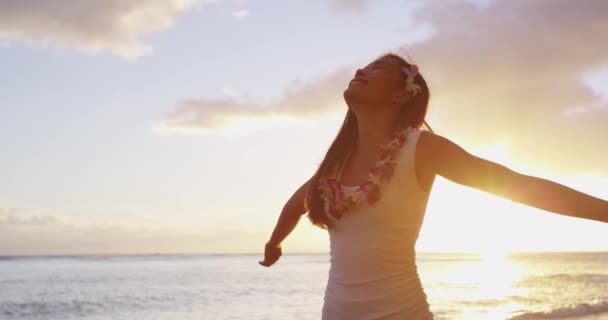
[343,87,365,104]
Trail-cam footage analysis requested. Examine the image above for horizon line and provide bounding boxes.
[2,250,608,258]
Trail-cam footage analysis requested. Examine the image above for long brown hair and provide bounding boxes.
[303,52,433,230]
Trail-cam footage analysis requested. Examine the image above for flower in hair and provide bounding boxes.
[401,64,422,97]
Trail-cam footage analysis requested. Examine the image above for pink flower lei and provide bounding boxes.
[317,126,414,220]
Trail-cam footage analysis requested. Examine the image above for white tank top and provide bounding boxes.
[322,129,435,320]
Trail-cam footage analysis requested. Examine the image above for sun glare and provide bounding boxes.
[481,248,510,262]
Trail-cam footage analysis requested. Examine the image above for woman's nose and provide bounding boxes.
[355,68,364,77]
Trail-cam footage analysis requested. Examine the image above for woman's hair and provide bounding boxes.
[303,52,432,230]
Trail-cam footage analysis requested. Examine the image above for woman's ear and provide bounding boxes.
[391,87,410,105]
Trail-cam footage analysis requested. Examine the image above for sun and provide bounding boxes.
[480,247,511,261]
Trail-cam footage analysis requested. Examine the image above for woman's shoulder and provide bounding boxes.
[414,129,465,176]
[415,129,478,179]
[415,129,453,160]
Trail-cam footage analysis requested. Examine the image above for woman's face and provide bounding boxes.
[343,55,406,110]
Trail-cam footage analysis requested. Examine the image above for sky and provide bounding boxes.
[0,0,607,255]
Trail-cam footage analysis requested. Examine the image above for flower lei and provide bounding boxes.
[318,126,414,220]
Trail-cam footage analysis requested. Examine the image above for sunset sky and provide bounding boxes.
[1,0,607,255]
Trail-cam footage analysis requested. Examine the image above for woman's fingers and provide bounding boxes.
[259,254,278,266]
[258,248,282,267]
[258,244,282,267]
[258,259,275,267]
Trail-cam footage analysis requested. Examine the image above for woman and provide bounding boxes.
[258,52,608,319]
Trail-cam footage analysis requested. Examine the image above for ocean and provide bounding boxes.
[1,252,607,320]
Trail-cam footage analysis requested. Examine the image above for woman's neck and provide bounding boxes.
[354,112,397,157]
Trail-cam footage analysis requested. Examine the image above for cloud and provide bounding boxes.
[583,67,608,103]
[0,207,62,227]
[231,9,250,18]
[0,207,265,255]
[0,0,203,59]
[156,66,353,134]
[403,0,608,173]
[160,0,608,174]
[330,0,368,13]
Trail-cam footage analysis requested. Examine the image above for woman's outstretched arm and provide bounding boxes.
[498,173,607,223]
[419,131,608,223]
[259,177,311,267]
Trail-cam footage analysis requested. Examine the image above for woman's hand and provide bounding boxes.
[258,242,282,267]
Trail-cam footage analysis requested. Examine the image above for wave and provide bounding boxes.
[517,273,608,286]
[508,301,608,320]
